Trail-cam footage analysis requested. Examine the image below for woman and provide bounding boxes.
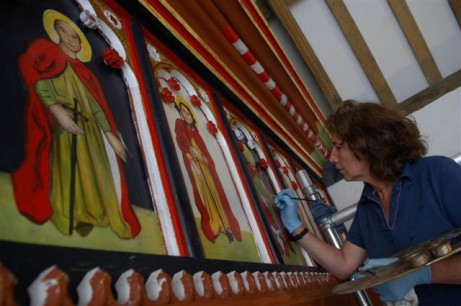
[276,100,461,305]
[14,10,140,239]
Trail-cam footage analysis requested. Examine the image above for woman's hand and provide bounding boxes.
[360,258,431,302]
[274,188,302,233]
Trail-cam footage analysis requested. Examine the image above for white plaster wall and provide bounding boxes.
[407,0,461,78]
[288,0,461,103]
[267,17,333,116]
[345,0,427,102]
[290,0,377,102]
[412,88,461,158]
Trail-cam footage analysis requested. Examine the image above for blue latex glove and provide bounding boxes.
[310,201,346,234]
[361,258,431,302]
[352,258,399,281]
[274,188,302,233]
[360,257,399,271]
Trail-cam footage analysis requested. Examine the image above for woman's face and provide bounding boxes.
[55,20,81,55]
[329,134,371,182]
[180,104,194,125]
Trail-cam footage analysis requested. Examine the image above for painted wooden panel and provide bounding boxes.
[223,102,312,266]
[142,30,272,263]
[0,0,171,255]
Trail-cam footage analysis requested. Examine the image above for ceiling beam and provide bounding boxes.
[268,0,342,110]
[448,0,461,29]
[325,0,398,108]
[398,69,461,115]
[388,0,442,85]
[254,0,273,19]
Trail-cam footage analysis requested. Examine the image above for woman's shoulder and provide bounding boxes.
[411,155,460,172]
[417,155,456,165]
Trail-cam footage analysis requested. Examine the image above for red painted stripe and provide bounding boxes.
[242,51,256,64]
[283,101,292,111]
[222,25,239,43]
[270,87,283,100]
[258,71,270,83]
[241,0,325,121]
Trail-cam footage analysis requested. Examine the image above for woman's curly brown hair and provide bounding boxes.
[326,100,427,180]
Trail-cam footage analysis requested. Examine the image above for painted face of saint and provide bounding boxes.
[55,20,81,56]
[179,103,195,126]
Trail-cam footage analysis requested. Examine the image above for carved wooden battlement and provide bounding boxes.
[0,261,361,306]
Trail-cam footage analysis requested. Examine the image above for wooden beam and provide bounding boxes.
[325,0,398,108]
[398,69,461,115]
[387,0,442,85]
[448,0,461,29]
[268,0,342,110]
[254,0,273,19]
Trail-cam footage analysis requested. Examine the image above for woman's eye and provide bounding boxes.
[333,141,344,150]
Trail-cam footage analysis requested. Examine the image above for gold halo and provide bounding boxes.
[175,96,197,124]
[42,9,92,62]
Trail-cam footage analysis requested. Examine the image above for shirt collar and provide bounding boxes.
[362,161,413,198]
[400,161,414,179]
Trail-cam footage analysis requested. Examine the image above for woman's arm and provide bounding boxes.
[431,253,461,284]
[294,225,367,279]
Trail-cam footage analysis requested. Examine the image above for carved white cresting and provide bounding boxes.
[211,271,224,295]
[28,266,57,306]
[114,269,134,304]
[272,272,283,290]
[145,269,167,302]
[241,271,251,292]
[280,271,290,289]
[263,271,275,292]
[252,271,262,291]
[227,271,240,295]
[193,271,205,298]
[172,270,186,301]
[76,267,99,306]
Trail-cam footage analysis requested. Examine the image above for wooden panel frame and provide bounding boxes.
[0,0,183,255]
[140,27,277,264]
[220,99,312,266]
[262,136,330,267]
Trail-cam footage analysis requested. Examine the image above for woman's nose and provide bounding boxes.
[329,148,338,164]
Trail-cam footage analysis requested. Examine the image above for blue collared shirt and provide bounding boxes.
[347,156,461,305]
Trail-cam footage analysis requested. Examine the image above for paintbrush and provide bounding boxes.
[271,194,310,201]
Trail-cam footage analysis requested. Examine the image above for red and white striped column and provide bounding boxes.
[221,26,328,157]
